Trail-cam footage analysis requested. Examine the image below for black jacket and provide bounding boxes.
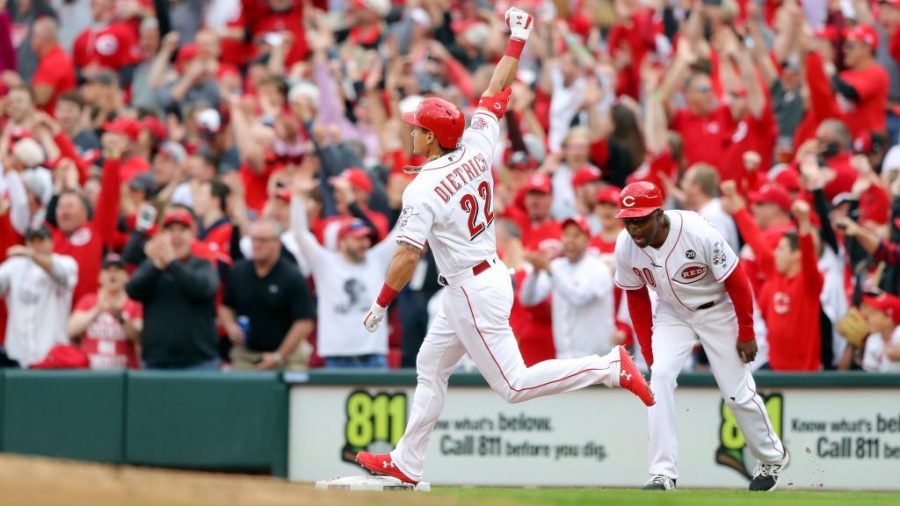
[125,256,220,368]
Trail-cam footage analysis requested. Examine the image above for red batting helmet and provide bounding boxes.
[402,97,465,149]
[616,181,664,219]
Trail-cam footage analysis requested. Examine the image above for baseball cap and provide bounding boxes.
[845,24,879,48]
[338,168,373,194]
[196,108,222,134]
[615,181,664,219]
[274,186,292,202]
[129,172,157,194]
[12,138,45,168]
[25,224,52,240]
[158,141,187,163]
[814,26,839,44]
[102,252,126,269]
[750,184,792,213]
[522,173,552,194]
[162,209,195,228]
[571,166,602,189]
[103,117,140,141]
[176,43,200,70]
[596,185,621,206]
[139,115,168,141]
[507,150,537,171]
[338,219,371,240]
[862,292,900,324]
[562,216,591,236]
[769,165,801,193]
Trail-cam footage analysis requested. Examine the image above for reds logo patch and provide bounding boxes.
[471,118,488,130]
[673,263,708,285]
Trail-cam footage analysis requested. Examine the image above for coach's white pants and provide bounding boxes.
[648,300,786,480]
[390,263,621,481]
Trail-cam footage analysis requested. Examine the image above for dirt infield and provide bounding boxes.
[0,454,463,506]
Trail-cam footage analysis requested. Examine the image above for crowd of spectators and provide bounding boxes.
[0,0,899,372]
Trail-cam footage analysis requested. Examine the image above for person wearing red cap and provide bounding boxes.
[290,180,397,369]
[614,181,788,491]
[316,168,389,245]
[571,165,603,223]
[589,185,623,255]
[356,8,653,486]
[102,116,151,182]
[519,216,619,359]
[834,23,889,139]
[551,128,600,219]
[0,225,78,367]
[125,208,221,370]
[68,253,142,369]
[859,291,900,372]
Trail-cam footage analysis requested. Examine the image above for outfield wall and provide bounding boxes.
[287,371,900,490]
[0,370,898,489]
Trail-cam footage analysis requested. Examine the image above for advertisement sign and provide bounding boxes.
[288,385,900,489]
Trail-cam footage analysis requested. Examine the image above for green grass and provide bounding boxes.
[442,488,900,506]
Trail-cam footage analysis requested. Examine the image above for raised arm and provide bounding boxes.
[480,8,535,100]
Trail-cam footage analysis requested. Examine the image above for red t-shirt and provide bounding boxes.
[720,105,778,184]
[244,1,309,67]
[671,105,732,172]
[625,150,678,198]
[75,293,142,369]
[839,64,889,137]
[72,22,141,72]
[240,162,280,213]
[510,269,555,366]
[120,155,150,182]
[31,45,77,115]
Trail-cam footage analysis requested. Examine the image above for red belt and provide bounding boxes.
[471,259,491,276]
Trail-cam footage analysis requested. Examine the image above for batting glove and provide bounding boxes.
[363,302,387,333]
[504,8,534,42]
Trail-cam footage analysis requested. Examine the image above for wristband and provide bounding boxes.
[505,38,526,59]
[376,284,399,307]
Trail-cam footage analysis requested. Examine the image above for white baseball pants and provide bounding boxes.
[390,262,622,482]
[648,300,786,480]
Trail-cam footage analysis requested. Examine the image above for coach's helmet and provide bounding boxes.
[402,97,465,149]
[616,181,664,219]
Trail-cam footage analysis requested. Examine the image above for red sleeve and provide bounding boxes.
[891,26,900,65]
[125,299,143,319]
[804,50,841,122]
[841,68,882,100]
[53,131,90,183]
[32,56,61,87]
[723,263,755,342]
[732,207,775,276]
[799,232,824,292]
[94,158,122,248]
[72,32,88,68]
[625,286,654,366]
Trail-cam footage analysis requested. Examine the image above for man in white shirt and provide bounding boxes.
[520,216,617,358]
[679,163,740,253]
[0,225,79,366]
[290,181,397,367]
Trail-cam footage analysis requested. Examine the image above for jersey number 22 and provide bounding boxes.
[460,181,494,240]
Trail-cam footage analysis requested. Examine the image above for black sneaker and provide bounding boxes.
[642,474,676,490]
[749,452,790,491]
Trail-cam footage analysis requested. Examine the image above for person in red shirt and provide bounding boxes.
[588,186,622,255]
[193,178,236,261]
[315,168,389,244]
[72,0,141,78]
[68,253,142,369]
[50,145,122,305]
[244,0,309,67]
[834,24,889,139]
[29,17,76,115]
[570,165,602,222]
[727,190,824,371]
[101,117,150,182]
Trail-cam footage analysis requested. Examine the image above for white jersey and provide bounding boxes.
[397,109,501,275]
[614,210,738,311]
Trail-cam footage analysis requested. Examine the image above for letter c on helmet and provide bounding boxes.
[622,195,636,207]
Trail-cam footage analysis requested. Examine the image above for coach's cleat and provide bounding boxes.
[355,452,418,485]
[617,346,655,406]
[642,475,676,490]
[749,452,790,491]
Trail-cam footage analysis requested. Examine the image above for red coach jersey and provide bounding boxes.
[73,22,141,72]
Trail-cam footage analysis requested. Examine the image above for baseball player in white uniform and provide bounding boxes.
[613,181,789,491]
[355,8,655,485]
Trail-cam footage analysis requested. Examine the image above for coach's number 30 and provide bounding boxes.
[460,181,494,240]
[345,391,408,449]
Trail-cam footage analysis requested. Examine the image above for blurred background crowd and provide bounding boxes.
[0,0,899,373]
